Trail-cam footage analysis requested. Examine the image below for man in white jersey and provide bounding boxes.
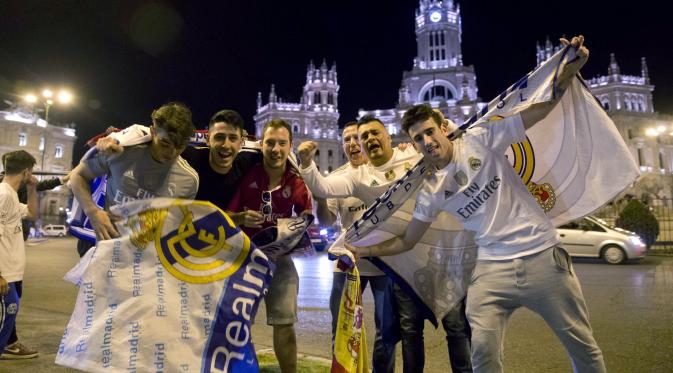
[70,102,199,241]
[298,116,473,372]
[315,121,396,373]
[346,36,606,373]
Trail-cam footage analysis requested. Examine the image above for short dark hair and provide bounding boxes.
[401,104,443,134]
[209,109,245,135]
[357,115,385,128]
[151,102,195,141]
[2,150,36,175]
[262,118,292,142]
[343,120,358,129]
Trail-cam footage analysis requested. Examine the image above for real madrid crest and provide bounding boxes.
[384,169,396,181]
[468,157,482,171]
[527,182,556,212]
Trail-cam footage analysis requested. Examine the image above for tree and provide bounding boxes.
[616,199,660,248]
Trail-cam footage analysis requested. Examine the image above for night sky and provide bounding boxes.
[1,0,671,164]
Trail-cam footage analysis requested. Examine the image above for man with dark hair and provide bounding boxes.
[298,117,473,372]
[348,36,605,373]
[71,102,199,241]
[228,118,312,373]
[0,150,38,359]
[96,108,261,222]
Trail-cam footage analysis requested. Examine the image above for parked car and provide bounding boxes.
[307,225,329,251]
[557,216,646,264]
[40,224,69,237]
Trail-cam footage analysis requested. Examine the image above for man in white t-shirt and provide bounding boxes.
[299,116,473,372]
[0,150,38,359]
[314,121,396,373]
[347,36,605,373]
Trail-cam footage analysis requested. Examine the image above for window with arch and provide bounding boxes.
[55,144,64,158]
[18,132,27,146]
[602,101,610,111]
[293,125,299,133]
[423,85,453,102]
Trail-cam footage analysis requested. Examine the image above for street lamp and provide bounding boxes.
[24,88,73,123]
[22,88,74,172]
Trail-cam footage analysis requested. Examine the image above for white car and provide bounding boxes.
[40,224,68,237]
[557,216,646,264]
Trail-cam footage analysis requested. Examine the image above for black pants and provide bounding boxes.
[7,281,22,345]
[394,284,473,373]
[77,239,95,258]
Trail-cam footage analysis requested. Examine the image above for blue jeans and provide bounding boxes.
[330,272,396,373]
[394,284,472,373]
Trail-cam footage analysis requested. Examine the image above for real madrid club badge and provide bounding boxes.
[454,170,468,186]
[384,169,396,181]
[468,157,482,171]
[527,182,556,212]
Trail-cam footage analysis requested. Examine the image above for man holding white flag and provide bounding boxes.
[346,36,617,373]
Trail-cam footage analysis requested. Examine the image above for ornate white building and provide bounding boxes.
[0,104,76,219]
[537,38,673,199]
[254,60,344,173]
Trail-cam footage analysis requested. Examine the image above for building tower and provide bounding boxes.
[359,0,485,138]
[254,60,343,173]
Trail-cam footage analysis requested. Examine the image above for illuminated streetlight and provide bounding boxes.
[645,128,659,137]
[58,90,72,104]
[25,94,38,103]
[42,89,53,99]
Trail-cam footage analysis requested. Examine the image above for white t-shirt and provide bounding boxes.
[326,164,383,276]
[300,146,422,203]
[0,182,29,282]
[412,115,560,260]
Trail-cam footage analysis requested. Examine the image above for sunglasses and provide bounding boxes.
[262,190,273,218]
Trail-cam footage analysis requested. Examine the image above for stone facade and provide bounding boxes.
[0,105,76,219]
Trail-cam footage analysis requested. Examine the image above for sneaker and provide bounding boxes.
[1,342,39,359]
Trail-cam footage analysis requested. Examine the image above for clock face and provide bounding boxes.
[430,10,441,22]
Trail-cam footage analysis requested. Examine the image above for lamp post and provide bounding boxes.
[24,88,73,171]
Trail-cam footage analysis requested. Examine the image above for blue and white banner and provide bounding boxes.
[57,198,273,372]
[333,45,639,322]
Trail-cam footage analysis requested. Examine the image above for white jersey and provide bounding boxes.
[326,164,383,276]
[300,146,422,203]
[0,182,28,282]
[412,115,560,260]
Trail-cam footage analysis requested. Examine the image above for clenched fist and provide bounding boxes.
[297,141,318,169]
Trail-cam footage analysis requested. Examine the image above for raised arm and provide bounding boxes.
[521,35,589,130]
[297,141,357,198]
[346,217,431,257]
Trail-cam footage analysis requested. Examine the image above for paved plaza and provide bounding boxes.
[2,237,672,372]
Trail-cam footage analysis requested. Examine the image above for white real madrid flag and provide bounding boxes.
[333,45,639,322]
[56,198,273,373]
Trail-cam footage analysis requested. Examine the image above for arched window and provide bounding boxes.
[423,85,452,102]
[55,144,64,158]
[293,125,299,133]
[602,101,610,111]
[18,132,27,146]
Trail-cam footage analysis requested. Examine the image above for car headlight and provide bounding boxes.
[629,236,645,247]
